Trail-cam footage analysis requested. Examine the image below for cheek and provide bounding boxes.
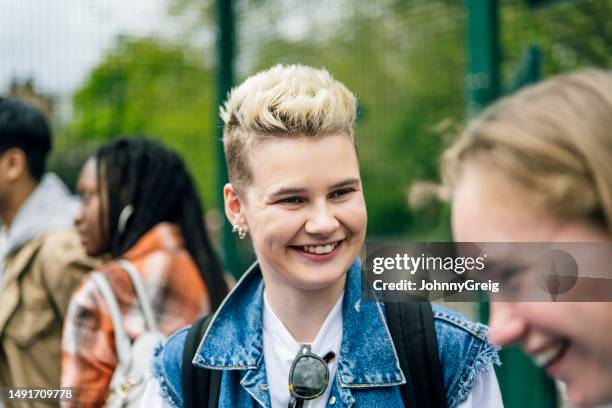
[520,303,612,355]
[248,208,303,246]
[86,200,104,239]
[340,197,367,236]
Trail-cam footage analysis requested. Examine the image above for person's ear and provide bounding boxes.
[0,148,28,182]
[224,183,246,227]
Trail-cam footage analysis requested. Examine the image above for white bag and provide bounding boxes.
[91,259,166,408]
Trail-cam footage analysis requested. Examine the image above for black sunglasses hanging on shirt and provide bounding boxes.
[288,345,335,408]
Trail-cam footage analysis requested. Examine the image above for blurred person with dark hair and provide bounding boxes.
[0,97,94,406]
[445,69,612,408]
[61,137,229,407]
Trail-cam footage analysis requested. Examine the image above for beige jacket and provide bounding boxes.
[0,229,94,407]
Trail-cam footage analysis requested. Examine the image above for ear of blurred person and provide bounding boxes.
[0,97,96,404]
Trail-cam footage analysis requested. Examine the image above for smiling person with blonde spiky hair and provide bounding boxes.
[142,64,503,408]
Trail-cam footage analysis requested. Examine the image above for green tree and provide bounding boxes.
[69,37,217,207]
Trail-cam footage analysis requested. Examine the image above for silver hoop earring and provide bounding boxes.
[118,204,134,234]
[232,224,248,240]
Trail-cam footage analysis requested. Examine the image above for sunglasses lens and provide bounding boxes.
[291,356,328,399]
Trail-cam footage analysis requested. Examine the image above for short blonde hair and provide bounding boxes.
[220,64,357,187]
[443,68,612,232]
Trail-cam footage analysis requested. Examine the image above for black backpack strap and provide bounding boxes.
[182,315,221,408]
[385,300,448,408]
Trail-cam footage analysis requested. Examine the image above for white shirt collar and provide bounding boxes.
[263,290,344,408]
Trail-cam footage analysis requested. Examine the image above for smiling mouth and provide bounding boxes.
[531,339,569,369]
[291,240,343,255]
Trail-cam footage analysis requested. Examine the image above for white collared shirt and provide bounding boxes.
[263,290,343,408]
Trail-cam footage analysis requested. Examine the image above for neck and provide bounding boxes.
[264,274,345,344]
[0,178,38,228]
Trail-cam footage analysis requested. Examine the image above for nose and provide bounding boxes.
[488,302,528,347]
[305,201,340,236]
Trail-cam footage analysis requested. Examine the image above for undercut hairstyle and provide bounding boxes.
[443,68,612,233]
[95,137,228,310]
[220,64,357,188]
[0,97,51,180]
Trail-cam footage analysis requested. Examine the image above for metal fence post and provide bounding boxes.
[216,0,241,277]
[466,0,500,116]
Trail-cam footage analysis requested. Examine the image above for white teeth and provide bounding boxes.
[532,342,566,367]
[301,242,337,254]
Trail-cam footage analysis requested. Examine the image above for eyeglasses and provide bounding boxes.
[288,345,335,408]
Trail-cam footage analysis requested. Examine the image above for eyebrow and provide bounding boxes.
[268,178,361,199]
[330,177,361,189]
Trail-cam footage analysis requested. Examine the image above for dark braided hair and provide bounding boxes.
[95,137,228,310]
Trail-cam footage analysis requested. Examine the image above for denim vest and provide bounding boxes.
[152,260,499,408]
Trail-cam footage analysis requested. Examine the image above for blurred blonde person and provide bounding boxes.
[446,69,612,408]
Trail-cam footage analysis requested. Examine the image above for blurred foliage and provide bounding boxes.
[47,139,98,193]
[226,0,466,240]
[60,0,611,240]
[66,37,217,208]
[222,0,611,240]
[500,0,612,79]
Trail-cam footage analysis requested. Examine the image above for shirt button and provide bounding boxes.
[260,383,268,391]
[329,396,336,405]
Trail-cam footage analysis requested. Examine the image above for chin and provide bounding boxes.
[85,246,104,258]
[286,260,349,290]
[566,382,612,408]
[298,269,347,291]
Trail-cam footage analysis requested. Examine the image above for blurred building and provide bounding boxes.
[8,77,55,121]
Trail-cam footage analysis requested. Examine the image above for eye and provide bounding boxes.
[498,265,526,282]
[329,188,355,199]
[79,192,91,204]
[277,196,305,205]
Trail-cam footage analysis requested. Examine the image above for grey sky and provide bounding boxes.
[0,0,171,97]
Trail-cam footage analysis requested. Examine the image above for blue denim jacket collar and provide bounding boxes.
[193,259,405,405]
[193,261,270,406]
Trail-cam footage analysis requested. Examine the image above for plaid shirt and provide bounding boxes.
[61,222,210,407]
